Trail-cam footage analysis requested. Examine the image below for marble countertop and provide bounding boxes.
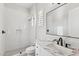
[36,41,79,56]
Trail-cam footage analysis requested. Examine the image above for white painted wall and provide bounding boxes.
[0,3,5,55]
[3,4,32,52]
[68,7,79,37]
[67,6,79,48]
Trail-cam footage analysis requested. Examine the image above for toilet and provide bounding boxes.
[13,45,35,56]
[25,45,35,56]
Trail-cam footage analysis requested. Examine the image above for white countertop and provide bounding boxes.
[36,40,79,56]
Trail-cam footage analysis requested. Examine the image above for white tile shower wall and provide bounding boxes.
[36,3,49,41]
[3,4,32,52]
[37,3,79,49]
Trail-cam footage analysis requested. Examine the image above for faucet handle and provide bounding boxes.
[65,43,71,48]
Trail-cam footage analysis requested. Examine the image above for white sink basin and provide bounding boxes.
[44,43,74,56]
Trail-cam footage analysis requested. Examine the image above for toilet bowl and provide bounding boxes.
[25,45,35,56]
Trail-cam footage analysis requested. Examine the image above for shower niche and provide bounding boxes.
[46,3,79,38]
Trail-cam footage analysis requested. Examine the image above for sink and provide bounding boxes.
[44,43,74,56]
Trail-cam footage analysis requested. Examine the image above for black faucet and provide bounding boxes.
[57,37,63,46]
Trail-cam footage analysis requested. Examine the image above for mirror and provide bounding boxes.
[46,3,79,38]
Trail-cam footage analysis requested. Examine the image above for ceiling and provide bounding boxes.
[5,3,79,11]
[67,3,79,10]
[15,3,33,8]
[5,3,33,9]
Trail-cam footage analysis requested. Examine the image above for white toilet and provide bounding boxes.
[13,45,35,56]
[25,45,35,56]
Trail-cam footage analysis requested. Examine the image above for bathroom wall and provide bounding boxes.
[0,3,5,55]
[3,4,32,52]
[67,6,79,48]
[37,3,79,49]
[68,7,79,37]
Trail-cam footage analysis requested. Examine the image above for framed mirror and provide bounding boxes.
[46,3,79,39]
